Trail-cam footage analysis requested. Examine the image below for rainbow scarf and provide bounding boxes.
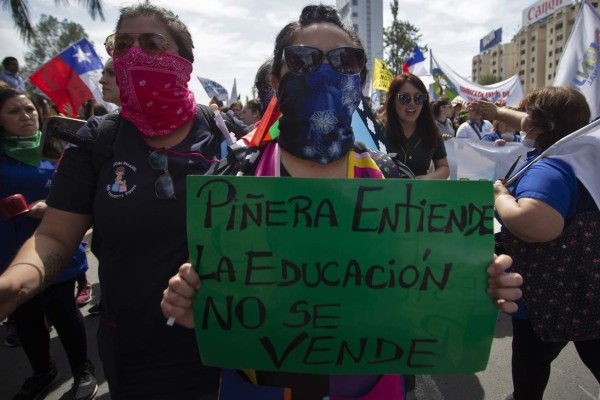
[255,141,384,179]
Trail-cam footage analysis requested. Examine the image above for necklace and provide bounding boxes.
[398,136,422,164]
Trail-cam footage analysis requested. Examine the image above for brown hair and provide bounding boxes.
[245,99,262,116]
[116,3,194,63]
[384,72,439,151]
[432,96,450,118]
[524,87,590,148]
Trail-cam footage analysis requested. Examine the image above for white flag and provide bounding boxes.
[542,119,600,208]
[444,139,529,181]
[507,119,600,208]
[228,78,238,106]
[431,53,524,107]
[553,0,600,120]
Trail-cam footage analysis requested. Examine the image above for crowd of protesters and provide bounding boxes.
[0,2,598,400]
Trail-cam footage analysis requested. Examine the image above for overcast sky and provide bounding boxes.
[0,0,539,104]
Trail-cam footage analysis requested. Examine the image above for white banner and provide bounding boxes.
[445,139,529,181]
[431,54,524,107]
[553,0,600,120]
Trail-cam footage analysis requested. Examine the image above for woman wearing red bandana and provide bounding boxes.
[0,3,224,399]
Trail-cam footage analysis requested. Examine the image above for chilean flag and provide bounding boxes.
[402,45,429,76]
[29,38,113,117]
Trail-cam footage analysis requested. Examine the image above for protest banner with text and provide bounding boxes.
[187,177,497,374]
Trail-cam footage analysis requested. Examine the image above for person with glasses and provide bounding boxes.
[383,73,450,179]
[431,96,455,140]
[0,3,225,399]
[161,4,522,400]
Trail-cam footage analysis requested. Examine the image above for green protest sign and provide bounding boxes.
[187,176,496,374]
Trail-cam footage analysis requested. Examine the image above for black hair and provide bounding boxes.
[2,57,17,68]
[272,4,364,78]
[384,72,439,151]
[432,96,451,118]
[0,88,42,137]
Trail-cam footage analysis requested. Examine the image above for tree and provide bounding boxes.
[383,0,428,76]
[1,0,103,43]
[477,74,502,85]
[22,14,88,75]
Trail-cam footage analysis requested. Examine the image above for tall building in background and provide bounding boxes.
[337,0,384,93]
[472,0,600,94]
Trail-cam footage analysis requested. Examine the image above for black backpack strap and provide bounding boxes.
[468,121,482,139]
[197,104,222,141]
[91,113,120,175]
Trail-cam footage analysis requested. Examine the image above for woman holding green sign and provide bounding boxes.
[161,4,523,400]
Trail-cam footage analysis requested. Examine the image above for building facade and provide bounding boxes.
[337,0,384,93]
[472,0,600,94]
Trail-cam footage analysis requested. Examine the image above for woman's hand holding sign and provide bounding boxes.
[161,263,200,329]
[162,255,523,328]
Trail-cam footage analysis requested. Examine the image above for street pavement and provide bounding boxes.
[1,244,598,400]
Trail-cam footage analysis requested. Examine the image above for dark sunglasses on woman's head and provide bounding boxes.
[104,33,169,58]
[396,93,428,105]
[283,45,366,76]
[148,148,176,200]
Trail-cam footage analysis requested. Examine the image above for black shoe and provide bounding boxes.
[4,319,21,347]
[87,303,101,316]
[13,367,60,400]
[73,362,98,400]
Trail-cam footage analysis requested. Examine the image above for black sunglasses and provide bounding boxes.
[283,45,366,76]
[105,33,169,58]
[396,93,428,105]
[148,148,176,200]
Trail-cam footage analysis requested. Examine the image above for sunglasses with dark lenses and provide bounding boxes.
[396,93,428,105]
[105,33,169,57]
[149,148,176,200]
[283,45,366,76]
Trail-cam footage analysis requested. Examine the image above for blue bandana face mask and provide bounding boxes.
[276,63,362,164]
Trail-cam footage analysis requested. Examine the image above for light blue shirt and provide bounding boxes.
[0,71,25,91]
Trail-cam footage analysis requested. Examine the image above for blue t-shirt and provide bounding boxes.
[503,149,597,319]
[0,152,88,281]
[509,150,578,220]
[482,131,521,142]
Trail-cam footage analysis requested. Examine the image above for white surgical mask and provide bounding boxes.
[520,130,536,148]
[501,133,514,141]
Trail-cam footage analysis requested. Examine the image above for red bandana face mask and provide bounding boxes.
[114,46,197,137]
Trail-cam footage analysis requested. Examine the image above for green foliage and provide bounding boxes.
[383,0,428,76]
[477,74,502,85]
[22,15,88,75]
[1,0,104,43]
